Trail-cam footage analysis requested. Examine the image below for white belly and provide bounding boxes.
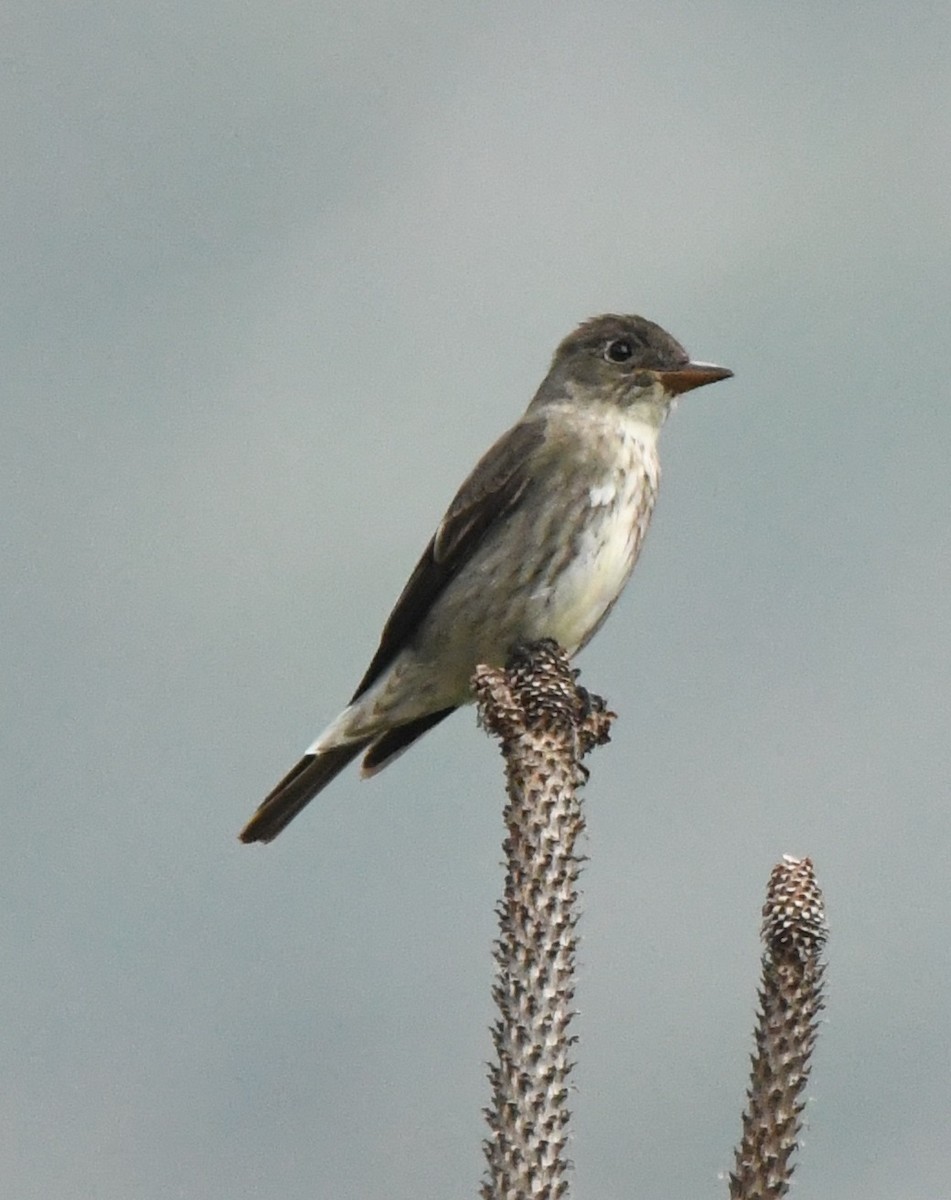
[541,450,658,653]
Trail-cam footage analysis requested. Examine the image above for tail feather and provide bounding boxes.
[241,707,460,844]
[360,707,456,776]
[239,740,371,844]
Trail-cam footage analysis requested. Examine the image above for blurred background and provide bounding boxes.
[4,2,949,1197]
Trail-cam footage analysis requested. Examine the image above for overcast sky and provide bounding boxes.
[4,2,951,1197]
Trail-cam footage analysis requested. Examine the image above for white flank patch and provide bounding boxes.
[588,480,617,507]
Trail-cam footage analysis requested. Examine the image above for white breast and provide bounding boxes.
[543,417,660,653]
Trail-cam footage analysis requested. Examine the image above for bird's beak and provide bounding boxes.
[658,361,733,396]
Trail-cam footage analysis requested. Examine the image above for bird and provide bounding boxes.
[239,314,732,843]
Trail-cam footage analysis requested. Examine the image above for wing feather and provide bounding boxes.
[351,416,545,700]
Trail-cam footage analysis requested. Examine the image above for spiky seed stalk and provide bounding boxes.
[730,854,828,1200]
[474,640,612,1200]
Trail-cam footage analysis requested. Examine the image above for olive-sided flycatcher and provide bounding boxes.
[240,314,732,843]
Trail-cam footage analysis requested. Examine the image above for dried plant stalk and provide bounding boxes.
[474,640,612,1200]
[730,854,828,1200]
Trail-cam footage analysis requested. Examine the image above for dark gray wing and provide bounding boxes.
[351,416,545,700]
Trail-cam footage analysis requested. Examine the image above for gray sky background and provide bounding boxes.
[4,2,950,1197]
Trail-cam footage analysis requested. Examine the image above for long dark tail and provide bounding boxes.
[360,707,455,775]
[239,741,371,844]
[240,707,458,844]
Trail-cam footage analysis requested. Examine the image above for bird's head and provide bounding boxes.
[534,313,732,424]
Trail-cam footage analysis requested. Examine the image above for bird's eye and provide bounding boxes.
[605,339,634,363]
